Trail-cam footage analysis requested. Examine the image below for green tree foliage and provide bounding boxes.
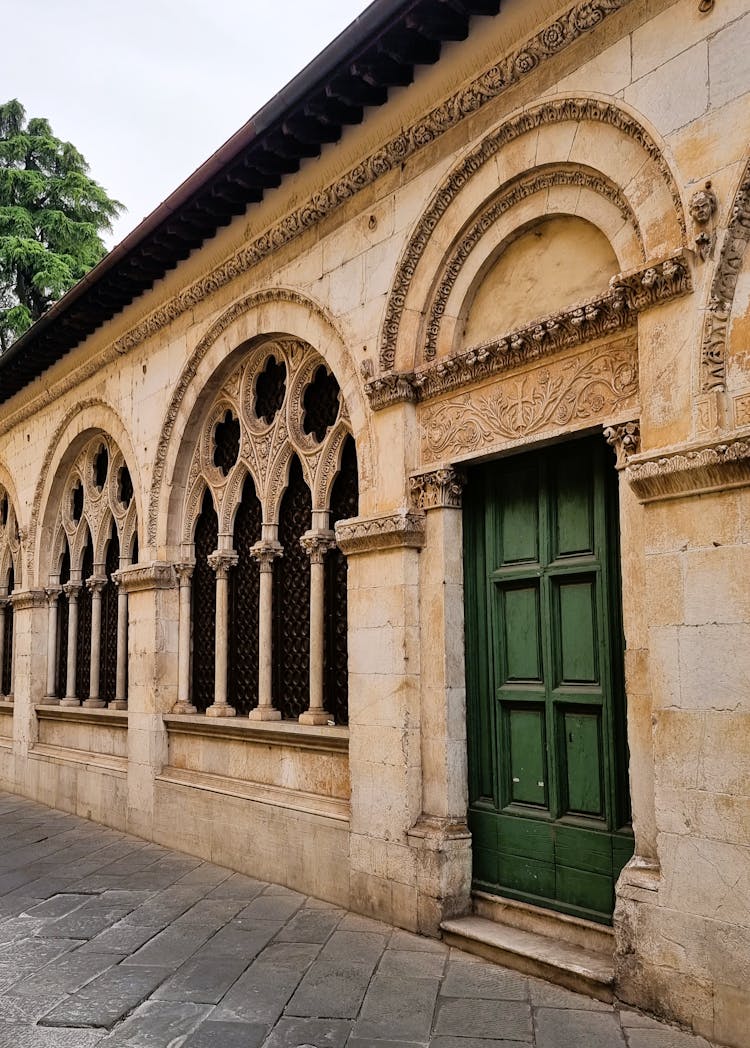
[0,99,123,353]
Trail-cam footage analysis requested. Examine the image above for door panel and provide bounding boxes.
[465,436,633,924]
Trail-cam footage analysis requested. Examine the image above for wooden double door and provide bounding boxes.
[464,436,633,923]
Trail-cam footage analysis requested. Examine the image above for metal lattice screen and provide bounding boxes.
[325,436,358,725]
[56,546,70,698]
[229,475,262,716]
[75,539,94,700]
[2,566,14,695]
[273,456,312,719]
[192,489,218,712]
[100,527,120,704]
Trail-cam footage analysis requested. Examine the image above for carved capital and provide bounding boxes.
[603,420,641,468]
[249,541,283,572]
[300,531,335,564]
[114,562,176,593]
[62,581,81,602]
[626,437,750,502]
[9,589,45,611]
[409,467,467,510]
[207,549,239,578]
[173,563,195,586]
[86,575,108,596]
[335,510,426,555]
[44,586,62,607]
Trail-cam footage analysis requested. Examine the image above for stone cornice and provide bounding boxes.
[366,254,689,410]
[625,435,750,502]
[0,0,633,435]
[113,562,176,593]
[9,589,46,611]
[335,510,426,555]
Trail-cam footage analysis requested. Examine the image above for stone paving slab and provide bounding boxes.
[0,791,718,1048]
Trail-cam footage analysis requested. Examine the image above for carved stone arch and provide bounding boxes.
[700,154,750,396]
[380,95,688,373]
[71,521,94,579]
[0,465,23,591]
[218,463,262,537]
[120,502,139,563]
[49,525,70,582]
[151,288,374,553]
[31,401,143,586]
[264,443,299,526]
[94,507,116,569]
[181,477,215,548]
[313,421,354,511]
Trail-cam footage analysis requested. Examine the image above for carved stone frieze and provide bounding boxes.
[114,562,176,593]
[604,420,641,467]
[380,98,686,371]
[2,1,635,442]
[701,158,750,392]
[367,257,687,411]
[419,336,638,462]
[423,166,643,361]
[409,467,467,511]
[335,510,426,555]
[626,437,750,502]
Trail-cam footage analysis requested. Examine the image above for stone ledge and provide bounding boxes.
[35,705,129,729]
[625,434,750,502]
[162,714,349,753]
[28,744,127,776]
[156,765,350,823]
[335,510,426,555]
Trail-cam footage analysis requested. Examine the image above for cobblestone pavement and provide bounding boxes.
[0,792,715,1048]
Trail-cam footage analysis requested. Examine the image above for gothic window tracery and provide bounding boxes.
[178,338,358,723]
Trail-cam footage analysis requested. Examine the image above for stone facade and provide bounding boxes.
[0,0,748,1044]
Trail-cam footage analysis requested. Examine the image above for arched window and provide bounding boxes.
[325,436,359,725]
[75,534,94,701]
[1,565,14,697]
[229,475,262,715]
[0,486,20,700]
[177,338,359,724]
[56,545,70,698]
[273,456,312,719]
[100,523,120,705]
[191,489,217,713]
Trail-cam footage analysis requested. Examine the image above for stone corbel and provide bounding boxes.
[335,509,426,555]
[604,420,641,469]
[409,466,467,511]
[114,562,176,594]
[626,436,750,502]
[9,589,46,611]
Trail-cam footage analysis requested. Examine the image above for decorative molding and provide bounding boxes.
[409,467,467,510]
[2,0,634,438]
[625,436,750,502]
[367,256,687,411]
[701,158,750,392]
[423,166,643,361]
[603,419,640,467]
[335,510,425,555]
[113,562,176,593]
[419,336,638,461]
[380,97,686,371]
[9,589,46,611]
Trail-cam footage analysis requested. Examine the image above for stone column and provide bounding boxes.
[172,563,196,714]
[44,587,61,703]
[406,467,472,934]
[7,589,47,765]
[110,571,129,710]
[61,581,81,707]
[83,577,107,708]
[299,530,335,726]
[206,549,238,718]
[248,541,282,721]
[0,598,7,699]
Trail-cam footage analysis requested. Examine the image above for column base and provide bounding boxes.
[60,697,81,707]
[42,695,61,706]
[248,706,281,721]
[108,699,128,711]
[205,703,237,718]
[82,698,106,709]
[171,700,197,715]
[298,709,330,726]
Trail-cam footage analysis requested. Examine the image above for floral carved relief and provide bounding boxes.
[419,336,638,462]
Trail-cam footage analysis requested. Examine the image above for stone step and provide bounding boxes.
[472,890,614,955]
[440,915,614,1002]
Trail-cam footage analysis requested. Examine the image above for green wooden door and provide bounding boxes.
[464,436,633,924]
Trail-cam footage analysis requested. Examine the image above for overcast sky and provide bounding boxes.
[2,0,373,247]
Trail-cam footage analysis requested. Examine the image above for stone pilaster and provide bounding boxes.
[7,590,46,771]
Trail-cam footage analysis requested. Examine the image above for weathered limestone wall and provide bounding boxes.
[0,0,747,1042]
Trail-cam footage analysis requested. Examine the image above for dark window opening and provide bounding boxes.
[213,410,240,476]
[229,475,262,716]
[255,355,287,425]
[71,481,84,523]
[94,445,109,490]
[191,489,217,712]
[325,436,358,726]
[303,365,340,442]
[118,466,133,509]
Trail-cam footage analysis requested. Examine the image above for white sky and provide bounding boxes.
[2,0,373,247]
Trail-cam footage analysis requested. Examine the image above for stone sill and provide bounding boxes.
[28,744,127,776]
[36,705,129,729]
[163,714,349,753]
[0,700,13,710]
[157,765,350,823]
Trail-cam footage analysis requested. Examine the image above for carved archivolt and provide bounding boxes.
[379,97,686,372]
[49,435,138,578]
[0,486,20,592]
[701,157,750,392]
[367,255,689,410]
[0,0,633,438]
[423,166,644,362]
[181,338,352,544]
[419,335,639,462]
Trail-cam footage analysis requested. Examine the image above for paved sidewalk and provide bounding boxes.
[0,792,713,1048]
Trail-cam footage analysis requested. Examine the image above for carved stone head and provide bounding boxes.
[689,185,717,225]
